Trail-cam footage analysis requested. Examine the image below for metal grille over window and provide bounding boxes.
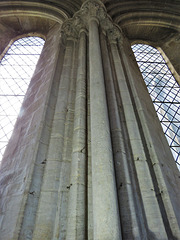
[0,36,45,162]
[131,44,180,169]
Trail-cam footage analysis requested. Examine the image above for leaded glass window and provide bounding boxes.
[131,44,180,169]
[0,36,45,162]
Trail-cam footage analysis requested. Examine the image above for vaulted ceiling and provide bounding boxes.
[0,0,179,41]
[0,0,180,73]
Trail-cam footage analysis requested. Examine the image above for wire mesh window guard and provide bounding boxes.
[0,36,45,162]
[131,44,180,169]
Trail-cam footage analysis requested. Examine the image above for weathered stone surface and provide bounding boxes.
[0,0,180,239]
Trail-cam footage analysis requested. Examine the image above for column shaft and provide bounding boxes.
[119,42,180,239]
[89,18,122,240]
[53,39,78,240]
[32,39,76,240]
[110,41,168,239]
[100,33,145,239]
[66,30,87,240]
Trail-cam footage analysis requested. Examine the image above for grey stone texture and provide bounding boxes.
[0,0,180,239]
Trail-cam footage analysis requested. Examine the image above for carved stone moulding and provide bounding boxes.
[61,0,123,44]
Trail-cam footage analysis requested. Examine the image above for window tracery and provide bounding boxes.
[0,36,45,162]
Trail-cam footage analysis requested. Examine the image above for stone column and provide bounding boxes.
[119,39,180,240]
[100,31,145,239]
[84,1,122,239]
[52,36,78,240]
[108,27,168,239]
[31,20,78,240]
[66,28,87,240]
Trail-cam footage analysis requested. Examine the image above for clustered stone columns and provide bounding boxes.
[1,0,180,239]
[61,2,123,238]
[100,30,142,238]
[56,0,180,239]
[88,15,121,240]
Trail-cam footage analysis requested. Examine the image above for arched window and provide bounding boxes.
[0,36,45,162]
[131,44,180,169]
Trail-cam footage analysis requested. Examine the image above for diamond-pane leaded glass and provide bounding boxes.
[0,36,45,162]
[131,44,180,169]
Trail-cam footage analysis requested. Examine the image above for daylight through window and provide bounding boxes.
[131,44,180,169]
[0,36,45,162]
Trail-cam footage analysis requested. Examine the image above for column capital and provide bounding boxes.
[81,0,106,23]
[62,0,124,44]
[107,25,123,45]
[73,12,88,36]
[61,15,87,43]
[80,0,123,44]
[61,19,78,43]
